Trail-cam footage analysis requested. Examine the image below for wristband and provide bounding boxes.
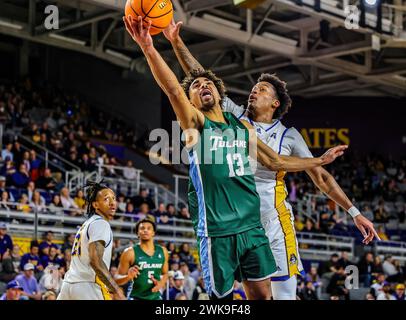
[348,206,361,218]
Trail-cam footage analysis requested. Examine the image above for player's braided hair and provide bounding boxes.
[84,179,111,217]
[181,69,226,105]
[257,73,292,120]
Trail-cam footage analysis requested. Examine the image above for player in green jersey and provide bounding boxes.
[115,219,169,300]
[123,15,346,300]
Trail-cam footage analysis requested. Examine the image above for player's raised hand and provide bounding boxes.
[319,145,348,165]
[163,18,183,43]
[150,275,161,293]
[123,15,153,50]
[127,266,140,280]
[353,214,381,245]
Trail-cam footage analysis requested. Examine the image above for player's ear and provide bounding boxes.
[273,100,280,108]
[92,201,98,211]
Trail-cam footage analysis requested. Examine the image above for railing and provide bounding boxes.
[0,206,196,244]
[174,174,189,209]
[374,240,406,263]
[17,134,81,172]
[297,232,355,260]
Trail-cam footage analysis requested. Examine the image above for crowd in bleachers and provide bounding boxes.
[297,251,406,300]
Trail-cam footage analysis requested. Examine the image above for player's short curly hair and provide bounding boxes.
[181,69,226,105]
[257,73,292,120]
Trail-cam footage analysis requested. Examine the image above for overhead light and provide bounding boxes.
[105,49,132,63]
[261,32,298,47]
[202,14,242,30]
[49,33,86,46]
[0,19,24,30]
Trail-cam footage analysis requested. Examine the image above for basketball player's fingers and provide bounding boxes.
[145,20,152,35]
[137,16,144,35]
[123,17,134,38]
[368,224,381,241]
[175,21,183,33]
[358,223,368,239]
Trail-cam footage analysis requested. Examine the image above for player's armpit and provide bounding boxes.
[89,241,124,299]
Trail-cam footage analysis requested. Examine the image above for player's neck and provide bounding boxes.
[140,239,154,250]
[250,110,275,124]
[203,105,226,123]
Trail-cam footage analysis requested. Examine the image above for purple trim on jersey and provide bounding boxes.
[278,128,289,154]
[265,120,280,132]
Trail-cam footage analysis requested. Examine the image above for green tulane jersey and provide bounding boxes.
[188,111,261,238]
[128,243,165,300]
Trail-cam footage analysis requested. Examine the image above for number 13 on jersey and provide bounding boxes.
[226,153,245,177]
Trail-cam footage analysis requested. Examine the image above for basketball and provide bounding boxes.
[125,0,173,35]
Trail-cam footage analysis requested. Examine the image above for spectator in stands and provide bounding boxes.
[192,276,208,300]
[153,203,166,218]
[20,241,43,272]
[302,218,318,234]
[0,244,21,282]
[362,205,374,222]
[383,255,402,282]
[124,202,136,221]
[29,150,41,181]
[132,188,155,210]
[30,191,46,213]
[36,168,56,190]
[376,225,389,241]
[116,194,127,213]
[0,222,12,260]
[179,262,196,300]
[0,159,16,179]
[1,143,14,162]
[166,242,176,255]
[61,234,74,253]
[370,273,386,297]
[74,189,86,210]
[135,202,153,222]
[178,243,196,269]
[394,283,406,300]
[294,214,304,232]
[21,151,31,173]
[179,207,191,220]
[376,282,396,300]
[372,255,384,276]
[60,187,79,216]
[26,181,36,202]
[11,164,30,188]
[326,265,349,300]
[0,191,13,212]
[163,270,186,300]
[337,251,353,269]
[374,200,390,223]
[15,263,42,300]
[318,212,331,234]
[17,194,31,213]
[320,253,340,276]
[298,281,318,300]
[48,195,64,216]
[41,246,64,269]
[123,160,137,180]
[358,252,375,286]
[0,176,14,202]
[39,231,59,255]
[305,266,322,296]
[365,293,375,300]
[0,280,23,300]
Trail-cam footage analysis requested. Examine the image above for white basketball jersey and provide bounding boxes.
[64,214,113,283]
[222,97,313,218]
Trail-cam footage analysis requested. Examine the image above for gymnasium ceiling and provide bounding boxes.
[0,0,405,99]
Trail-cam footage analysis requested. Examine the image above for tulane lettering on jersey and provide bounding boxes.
[128,244,165,300]
[188,112,262,238]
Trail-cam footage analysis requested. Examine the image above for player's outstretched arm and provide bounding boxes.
[242,120,347,171]
[123,16,204,132]
[163,19,204,75]
[115,246,140,286]
[306,167,380,244]
[89,241,126,300]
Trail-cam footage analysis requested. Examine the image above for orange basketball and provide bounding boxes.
[125,0,173,36]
